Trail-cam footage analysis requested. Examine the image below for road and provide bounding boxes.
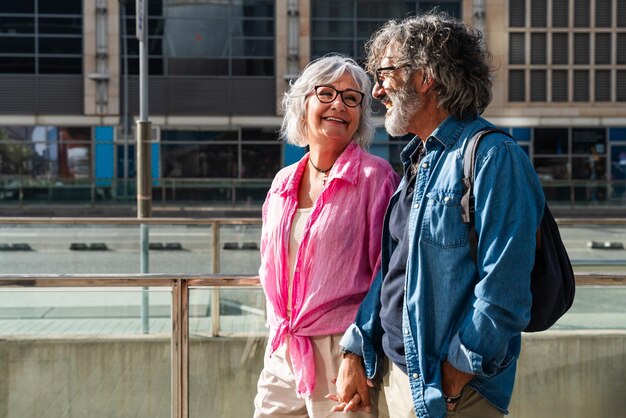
[0,223,624,332]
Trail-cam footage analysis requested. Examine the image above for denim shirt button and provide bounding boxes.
[404,329,409,335]
[412,373,419,379]
[421,162,428,169]
[413,203,420,209]
[444,196,450,202]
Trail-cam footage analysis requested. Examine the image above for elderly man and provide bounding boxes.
[330,12,545,418]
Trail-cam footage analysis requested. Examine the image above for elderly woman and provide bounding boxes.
[253,55,399,418]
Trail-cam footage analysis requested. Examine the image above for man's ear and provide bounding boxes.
[417,70,435,94]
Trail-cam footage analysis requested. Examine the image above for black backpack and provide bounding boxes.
[460,128,576,332]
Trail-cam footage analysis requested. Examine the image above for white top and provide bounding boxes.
[287,207,313,316]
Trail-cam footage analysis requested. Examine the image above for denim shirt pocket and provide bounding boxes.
[421,190,468,248]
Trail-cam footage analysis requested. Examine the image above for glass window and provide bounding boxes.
[0,36,34,53]
[531,0,546,27]
[312,20,354,38]
[241,19,274,37]
[312,1,355,18]
[595,33,611,64]
[241,128,278,142]
[0,2,35,14]
[619,1,626,27]
[534,128,569,155]
[531,33,546,64]
[509,0,526,27]
[508,70,525,102]
[162,130,237,142]
[231,39,274,57]
[574,0,590,27]
[531,70,546,101]
[533,157,569,180]
[0,17,35,33]
[552,0,568,27]
[39,37,82,55]
[572,128,606,155]
[595,0,612,27]
[38,1,82,15]
[241,144,281,179]
[617,34,626,64]
[0,1,83,74]
[572,156,606,180]
[552,33,568,65]
[39,57,82,74]
[0,57,34,73]
[573,70,589,102]
[552,70,568,101]
[611,146,626,180]
[595,70,611,101]
[574,33,589,65]
[509,33,525,64]
[618,71,626,101]
[231,58,274,76]
[311,1,461,61]
[162,144,238,178]
[58,127,91,180]
[38,17,82,35]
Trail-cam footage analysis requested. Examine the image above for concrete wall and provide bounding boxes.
[1,332,624,417]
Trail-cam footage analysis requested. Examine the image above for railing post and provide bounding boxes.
[172,277,189,418]
[211,220,220,337]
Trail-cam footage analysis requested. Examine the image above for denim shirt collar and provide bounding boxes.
[399,115,476,167]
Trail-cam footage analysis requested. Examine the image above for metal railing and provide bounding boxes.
[0,272,625,418]
[0,273,260,418]
[1,216,625,417]
[0,217,263,336]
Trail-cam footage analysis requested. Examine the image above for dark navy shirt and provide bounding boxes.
[380,144,423,374]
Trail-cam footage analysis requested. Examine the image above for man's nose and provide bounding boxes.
[372,81,385,101]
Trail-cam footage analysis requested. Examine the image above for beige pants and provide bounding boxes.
[253,333,377,418]
[378,358,503,418]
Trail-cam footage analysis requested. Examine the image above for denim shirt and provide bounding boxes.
[340,115,545,418]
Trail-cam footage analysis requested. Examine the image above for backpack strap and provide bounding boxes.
[460,128,514,263]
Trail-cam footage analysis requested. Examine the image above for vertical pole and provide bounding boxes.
[121,0,129,201]
[172,278,189,418]
[136,0,152,334]
[211,221,220,336]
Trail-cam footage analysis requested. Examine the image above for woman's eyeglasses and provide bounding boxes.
[314,85,365,108]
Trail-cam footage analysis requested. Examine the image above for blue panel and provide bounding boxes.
[512,127,531,142]
[284,143,306,166]
[370,128,390,160]
[609,127,626,141]
[152,143,160,185]
[94,126,114,186]
[95,126,114,142]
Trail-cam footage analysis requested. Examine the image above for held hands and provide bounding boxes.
[325,353,373,413]
[441,359,474,412]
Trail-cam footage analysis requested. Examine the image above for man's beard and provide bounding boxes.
[384,82,421,137]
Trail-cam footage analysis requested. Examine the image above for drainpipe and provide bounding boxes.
[88,0,110,114]
[285,0,299,81]
[473,0,486,34]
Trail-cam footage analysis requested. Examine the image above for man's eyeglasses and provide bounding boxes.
[375,64,411,87]
[314,85,365,108]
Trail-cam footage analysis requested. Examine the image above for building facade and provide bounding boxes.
[0,0,625,209]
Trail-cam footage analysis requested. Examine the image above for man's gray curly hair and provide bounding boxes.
[280,54,375,148]
[365,12,493,119]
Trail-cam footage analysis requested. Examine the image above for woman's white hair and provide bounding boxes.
[280,54,375,148]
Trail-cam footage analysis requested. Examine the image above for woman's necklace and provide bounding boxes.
[309,158,333,186]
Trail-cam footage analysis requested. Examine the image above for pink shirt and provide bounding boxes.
[259,141,399,396]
